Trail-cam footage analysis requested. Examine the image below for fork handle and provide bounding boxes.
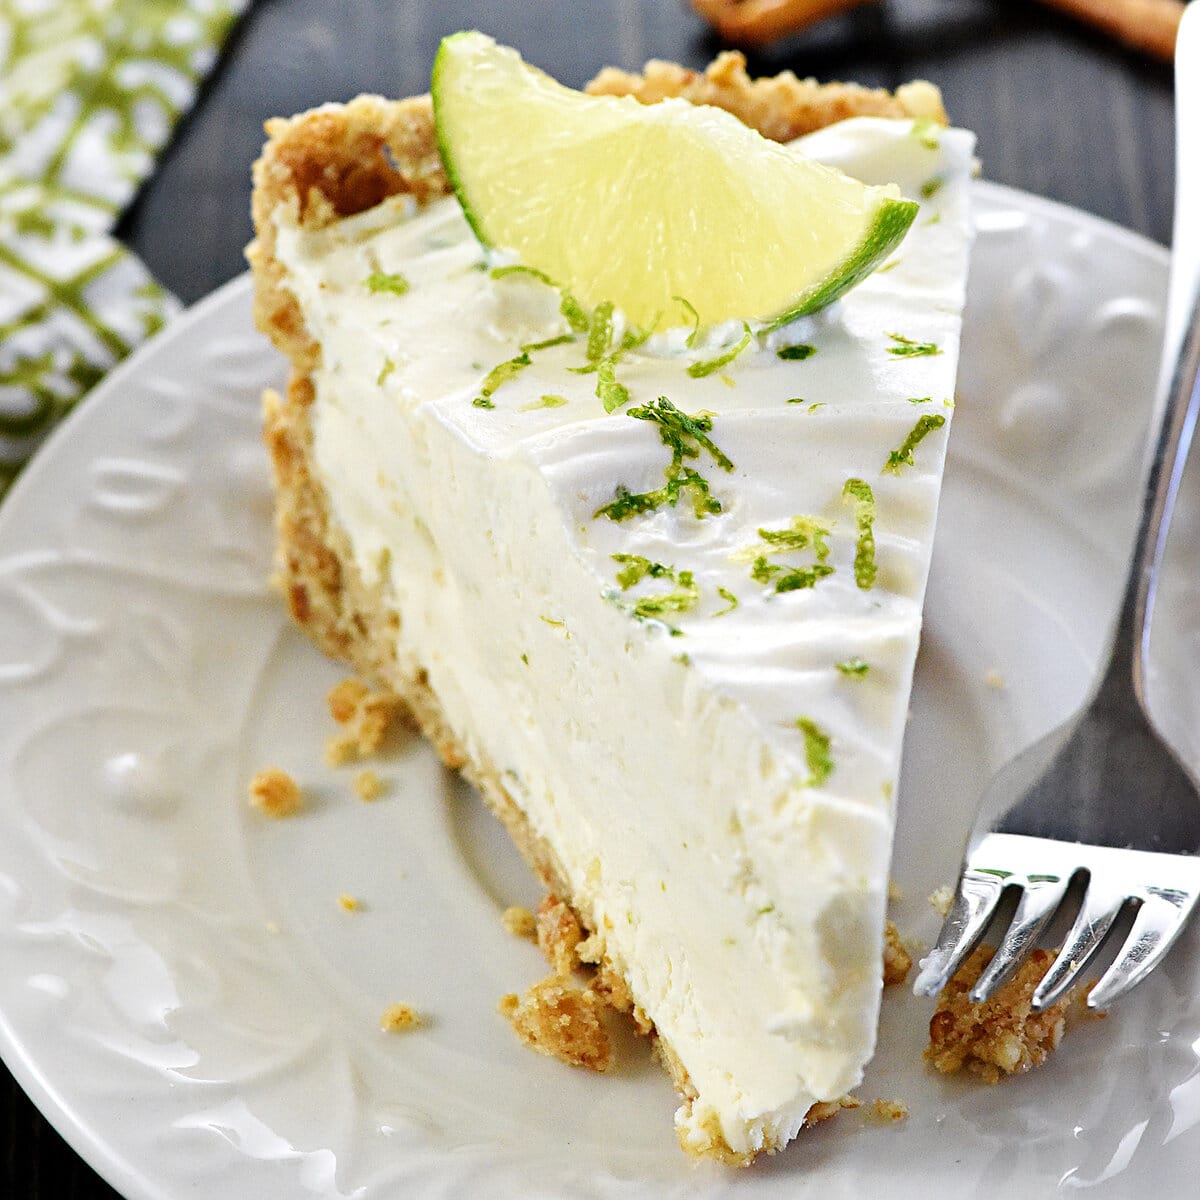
[1125,279,1200,708]
[1098,8,1200,721]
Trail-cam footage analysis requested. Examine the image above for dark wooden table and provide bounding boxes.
[0,0,1179,1195]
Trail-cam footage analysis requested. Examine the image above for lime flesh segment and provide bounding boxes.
[431,32,919,331]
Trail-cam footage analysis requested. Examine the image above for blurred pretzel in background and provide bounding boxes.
[691,0,876,45]
[692,0,1184,62]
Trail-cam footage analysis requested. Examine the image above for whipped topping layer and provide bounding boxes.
[273,117,974,1156]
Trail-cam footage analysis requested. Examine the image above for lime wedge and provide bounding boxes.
[431,31,919,331]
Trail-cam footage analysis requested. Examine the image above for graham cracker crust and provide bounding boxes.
[248,55,945,1164]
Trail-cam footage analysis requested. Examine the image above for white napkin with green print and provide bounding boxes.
[0,0,248,495]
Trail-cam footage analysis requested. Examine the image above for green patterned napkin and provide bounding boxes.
[0,0,248,495]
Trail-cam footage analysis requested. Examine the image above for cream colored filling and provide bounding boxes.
[273,117,974,1155]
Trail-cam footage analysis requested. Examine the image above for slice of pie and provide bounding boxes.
[248,50,974,1163]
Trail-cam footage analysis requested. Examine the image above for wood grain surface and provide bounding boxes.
[0,0,1179,1195]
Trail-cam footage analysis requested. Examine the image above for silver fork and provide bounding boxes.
[914,9,1200,1014]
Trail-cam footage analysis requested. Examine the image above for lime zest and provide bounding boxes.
[687,323,752,378]
[560,292,590,333]
[587,300,615,364]
[738,516,834,594]
[714,586,739,617]
[755,518,830,558]
[376,358,396,386]
[571,303,653,412]
[886,332,941,358]
[476,330,580,410]
[837,657,870,677]
[911,118,941,151]
[842,478,877,589]
[883,414,947,474]
[613,554,665,589]
[674,295,701,348]
[610,553,699,634]
[475,350,531,407]
[753,559,834,592]
[366,270,411,296]
[519,393,568,412]
[594,396,734,522]
[920,176,943,199]
[796,717,834,787]
[777,343,816,361]
[597,359,630,413]
[520,333,575,353]
[907,396,932,404]
[622,323,655,354]
[490,263,554,285]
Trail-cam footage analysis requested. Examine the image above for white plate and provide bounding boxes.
[1,182,1197,1200]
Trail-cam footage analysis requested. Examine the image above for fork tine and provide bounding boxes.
[1084,888,1198,1010]
[1030,883,1128,1011]
[968,874,1072,1003]
[912,868,1006,998]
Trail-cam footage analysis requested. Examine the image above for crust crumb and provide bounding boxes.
[586,51,945,144]
[327,677,369,722]
[338,893,362,912]
[925,945,1101,1082]
[324,679,408,764]
[869,1097,909,1122]
[804,1094,862,1126]
[883,919,912,986]
[502,905,538,940]
[380,1002,421,1032]
[536,893,585,976]
[357,691,405,752]
[248,767,302,817]
[576,931,643,1021]
[353,769,385,801]
[499,976,611,1071]
[324,732,358,767]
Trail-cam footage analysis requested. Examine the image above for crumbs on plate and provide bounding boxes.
[380,1003,422,1033]
[883,919,912,987]
[325,677,407,765]
[499,977,611,1071]
[870,1098,909,1123]
[353,768,385,800]
[502,905,538,940]
[248,767,302,817]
